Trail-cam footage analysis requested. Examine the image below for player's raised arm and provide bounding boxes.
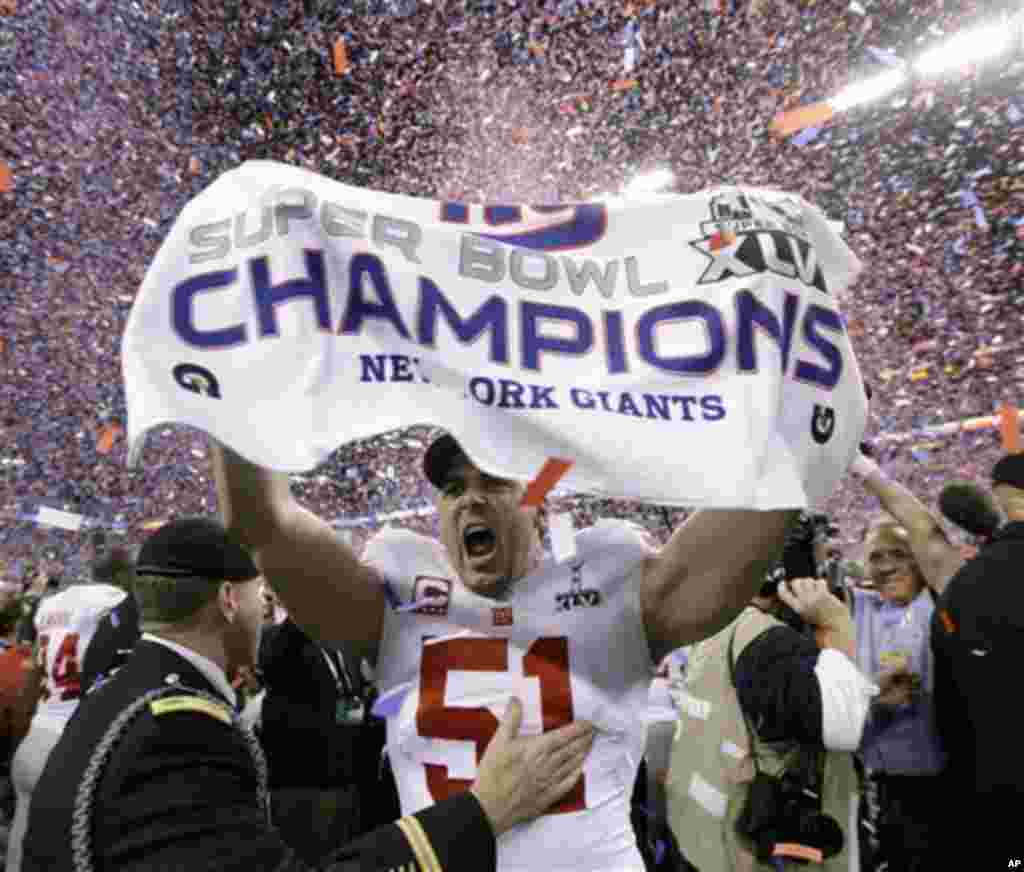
[211,440,385,650]
[639,509,800,659]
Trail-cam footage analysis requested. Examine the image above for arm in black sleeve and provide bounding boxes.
[321,790,497,872]
[106,705,495,872]
[733,625,824,746]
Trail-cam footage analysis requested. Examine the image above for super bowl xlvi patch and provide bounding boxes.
[555,560,603,612]
[150,695,232,725]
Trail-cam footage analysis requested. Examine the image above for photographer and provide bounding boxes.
[665,516,875,871]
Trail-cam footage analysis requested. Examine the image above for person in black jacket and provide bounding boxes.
[20,518,596,872]
[80,546,142,694]
[257,614,376,858]
[931,452,1024,866]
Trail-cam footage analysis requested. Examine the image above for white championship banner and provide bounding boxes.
[123,160,868,509]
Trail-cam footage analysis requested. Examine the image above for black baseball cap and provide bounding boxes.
[136,517,260,582]
[992,453,1024,491]
[423,433,468,491]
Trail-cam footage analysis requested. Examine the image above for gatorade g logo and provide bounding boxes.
[173,363,221,399]
[811,404,835,444]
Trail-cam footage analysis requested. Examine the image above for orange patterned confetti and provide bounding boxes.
[333,38,350,75]
[999,404,1021,453]
[520,458,574,507]
[97,423,123,455]
[0,162,12,193]
[770,101,834,137]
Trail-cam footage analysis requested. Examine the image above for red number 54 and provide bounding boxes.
[416,636,585,814]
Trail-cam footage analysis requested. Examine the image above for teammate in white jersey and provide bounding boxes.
[213,434,798,871]
[6,559,137,872]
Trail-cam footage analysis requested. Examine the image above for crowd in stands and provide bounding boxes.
[1,0,1021,589]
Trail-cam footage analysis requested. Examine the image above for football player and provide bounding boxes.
[213,434,797,871]
[6,552,139,872]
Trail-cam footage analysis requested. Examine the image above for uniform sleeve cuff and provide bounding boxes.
[402,792,497,872]
[815,647,878,751]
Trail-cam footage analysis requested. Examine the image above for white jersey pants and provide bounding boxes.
[6,722,64,872]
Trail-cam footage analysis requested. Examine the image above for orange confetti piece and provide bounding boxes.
[769,101,835,137]
[511,126,530,144]
[188,156,202,175]
[333,38,350,75]
[0,162,12,193]
[96,423,123,455]
[611,78,638,92]
[999,403,1021,454]
[520,458,574,507]
[0,0,15,16]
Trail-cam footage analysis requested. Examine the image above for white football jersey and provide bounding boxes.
[31,584,128,727]
[369,520,655,872]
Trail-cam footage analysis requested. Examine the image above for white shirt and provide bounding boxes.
[142,633,237,708]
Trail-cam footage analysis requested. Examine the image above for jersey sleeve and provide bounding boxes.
[361,527,440,611]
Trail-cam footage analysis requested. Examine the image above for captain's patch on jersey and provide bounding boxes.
[150,695,232,725]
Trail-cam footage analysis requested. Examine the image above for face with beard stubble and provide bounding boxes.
[437,459,542,599]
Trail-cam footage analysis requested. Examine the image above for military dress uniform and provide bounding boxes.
[20,637,496,872]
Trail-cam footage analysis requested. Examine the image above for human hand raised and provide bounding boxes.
[470,697,595,836]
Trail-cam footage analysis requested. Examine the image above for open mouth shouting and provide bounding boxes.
[462,522,498,566]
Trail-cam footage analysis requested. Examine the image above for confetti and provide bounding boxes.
[770,101,834,137]
[333,37,350,75]
[999,404,1021,454]
[2,0,1022,579]
[520,458,574,507]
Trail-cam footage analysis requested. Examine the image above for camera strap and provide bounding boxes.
[728,624,828,808]
[727,625,763,778]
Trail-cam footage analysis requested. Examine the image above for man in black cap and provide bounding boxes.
[19,517,596,872]
[931,452,1024,864]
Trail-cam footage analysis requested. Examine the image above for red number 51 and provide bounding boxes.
[416,636,585,814]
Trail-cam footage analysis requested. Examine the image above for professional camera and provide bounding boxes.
[736,754,845,864]
[759,512,844,598]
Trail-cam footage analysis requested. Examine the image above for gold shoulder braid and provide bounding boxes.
[70,685,269,872]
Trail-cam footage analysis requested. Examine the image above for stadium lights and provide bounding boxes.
[830,69,908,113]
[623,168,675,196]
[913,19,1017,77]
[772,7,1023,135]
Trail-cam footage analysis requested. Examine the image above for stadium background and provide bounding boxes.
[1,0,1022,583]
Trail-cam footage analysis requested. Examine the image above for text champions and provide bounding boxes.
[174,197,845,392]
